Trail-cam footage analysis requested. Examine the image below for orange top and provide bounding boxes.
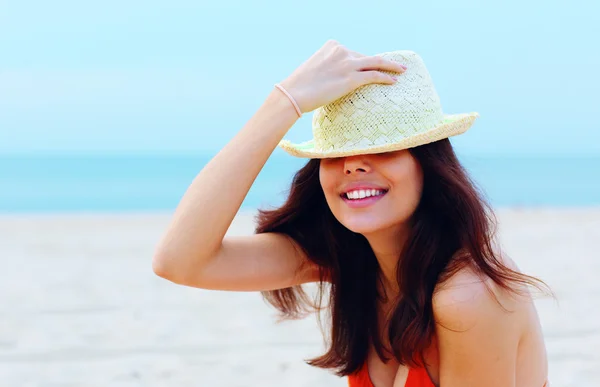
[347,361,550,387]
[347,362,435,387]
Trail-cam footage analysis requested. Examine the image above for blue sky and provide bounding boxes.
[1,0,598,156]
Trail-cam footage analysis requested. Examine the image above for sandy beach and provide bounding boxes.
[0,208,599,387]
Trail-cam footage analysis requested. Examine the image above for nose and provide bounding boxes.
[343,156,371,175]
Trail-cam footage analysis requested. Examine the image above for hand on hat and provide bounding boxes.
[278,40,408,114]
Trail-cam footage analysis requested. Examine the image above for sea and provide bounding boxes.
[1,153,598,213]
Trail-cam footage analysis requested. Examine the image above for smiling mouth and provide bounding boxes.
[340,189,389,200]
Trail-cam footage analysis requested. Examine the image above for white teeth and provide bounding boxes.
[345,189,386,200]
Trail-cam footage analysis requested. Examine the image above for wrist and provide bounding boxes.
[274,83,303,117]
[263,87,302,125]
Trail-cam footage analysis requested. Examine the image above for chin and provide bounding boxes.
[333,204,415,237]
[337,213,391,235]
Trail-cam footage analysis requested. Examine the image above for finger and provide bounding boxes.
[347,49,366,58]
[353,56,407,74]
[352,70,397,87]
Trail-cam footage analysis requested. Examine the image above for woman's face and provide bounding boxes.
[319,150,424,236]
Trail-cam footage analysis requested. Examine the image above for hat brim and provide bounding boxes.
[278,112,480,159]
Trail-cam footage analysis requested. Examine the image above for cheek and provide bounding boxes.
[388,161,424,210]
[319,164,349,221]
[405,177,424,211]
[319,164,339,200]
[408,174,424,208]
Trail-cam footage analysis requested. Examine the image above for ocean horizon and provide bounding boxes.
[1,153,599,213]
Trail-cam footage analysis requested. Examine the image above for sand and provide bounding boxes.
[0,208,599,386]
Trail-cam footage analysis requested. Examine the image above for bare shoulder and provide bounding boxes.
[432,265,492,331]
[432,257,530,332]
[430,252,548,386]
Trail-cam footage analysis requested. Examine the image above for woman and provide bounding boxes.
[153,40,551,386]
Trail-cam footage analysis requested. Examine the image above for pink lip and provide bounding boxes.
[341,191,387,208]
[340,183,387,194]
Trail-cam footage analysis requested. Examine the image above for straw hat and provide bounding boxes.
[278,50,479,159]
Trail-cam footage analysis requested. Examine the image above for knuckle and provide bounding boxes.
[332,44,347,55]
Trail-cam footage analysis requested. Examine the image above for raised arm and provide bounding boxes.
[152,40,407,291]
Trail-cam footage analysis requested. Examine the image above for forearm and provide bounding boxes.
[152,87,299,278]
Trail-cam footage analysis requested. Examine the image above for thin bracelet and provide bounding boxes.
[274,83,302,117]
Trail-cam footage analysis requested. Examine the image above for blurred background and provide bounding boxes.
[1,0,599,386]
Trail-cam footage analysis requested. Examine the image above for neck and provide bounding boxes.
[363,223,410,296]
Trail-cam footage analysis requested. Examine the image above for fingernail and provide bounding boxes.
[401,65,407,70]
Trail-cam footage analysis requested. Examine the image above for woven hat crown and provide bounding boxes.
[314,50,443,151]
[278,50,479,158]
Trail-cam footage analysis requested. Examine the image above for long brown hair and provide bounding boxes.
[254,139,549,376]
